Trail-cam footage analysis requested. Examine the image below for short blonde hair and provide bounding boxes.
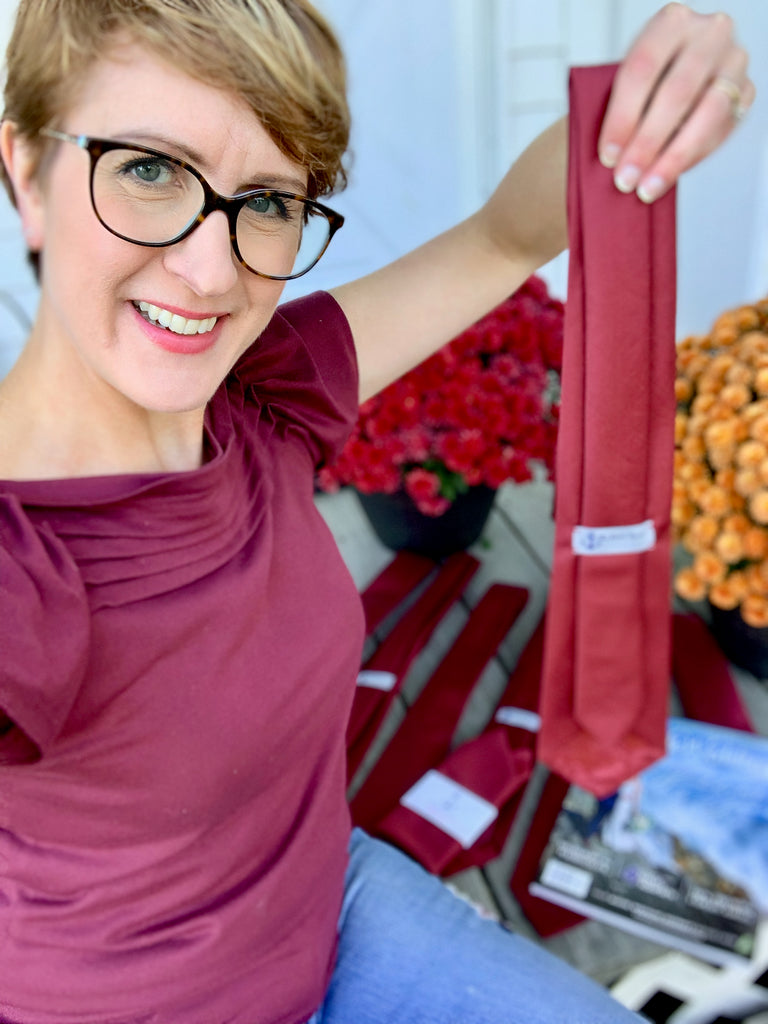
[2,0,350,201]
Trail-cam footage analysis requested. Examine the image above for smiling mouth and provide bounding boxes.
[133,301,219,337]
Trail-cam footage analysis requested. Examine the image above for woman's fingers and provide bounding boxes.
[596,3,752,202]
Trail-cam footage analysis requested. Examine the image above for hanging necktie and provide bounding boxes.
[347,552,479,779]
[510,611,756,938]
[537,63,677,797]
[360,551,437,636]
[350,583,529,830]
[373,618,544,875]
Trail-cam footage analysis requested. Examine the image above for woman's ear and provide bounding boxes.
[0,120,45,252]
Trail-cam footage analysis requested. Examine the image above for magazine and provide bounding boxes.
[530,718,768,966]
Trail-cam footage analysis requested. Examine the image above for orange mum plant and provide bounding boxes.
[673,297,768,628]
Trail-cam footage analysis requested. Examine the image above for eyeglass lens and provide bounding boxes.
[92,147,333,279]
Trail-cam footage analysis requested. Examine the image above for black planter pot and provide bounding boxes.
[355,485,496,558]
[708,603,768,679]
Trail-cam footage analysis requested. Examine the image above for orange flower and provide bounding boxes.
[671,496,696,530]
[725,361,754,388]
[749,490,768,525]
[677,350,709,377]
[735,326,767,356]
[745,564,768,596]
[683,514,719,552]
[737,440,768,468]
[735,468,761,498]
[686,477,710,505]
[741,594,768,628]
[721,383,751,410]
[723,513,750,533]
[691,393,717,415]
[755,368,768,396]
[697,485,731,517]
[704,420,739,449]
[692,551,727,585]
[679,461,707,483]
[710,322,740,347]
[727,570,749,600]
[675,377,693,404]
[707,447,736,472]
[743,527,768,560]
[696,372,725,396]
[681,435,706,461]
[674,567,708,602]
[674,413,688,445]
[714,530,744,564]
[750,415,768,445]
[708,578,742,610]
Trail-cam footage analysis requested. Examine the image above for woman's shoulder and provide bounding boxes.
[235,289,356,386]
[224,290,359,465]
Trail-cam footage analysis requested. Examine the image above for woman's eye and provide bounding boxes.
[246,193,291,219]
[121,158,175,184]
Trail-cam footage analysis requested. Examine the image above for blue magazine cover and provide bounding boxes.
[531,718,768,965]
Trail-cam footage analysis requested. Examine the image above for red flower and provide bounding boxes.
[317,276,563,513]
[404,468,441,503]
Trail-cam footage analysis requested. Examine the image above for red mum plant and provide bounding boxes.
[317,276,564,515]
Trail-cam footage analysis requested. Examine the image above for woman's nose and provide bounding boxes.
[161,210,240,296]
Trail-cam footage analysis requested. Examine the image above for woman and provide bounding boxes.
[0,1,752,1022]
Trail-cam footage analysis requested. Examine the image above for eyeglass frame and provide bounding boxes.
[39,127,345,281]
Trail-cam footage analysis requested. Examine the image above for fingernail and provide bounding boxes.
[614,164,641,193]
[599,143,620,169]
[637,176,665,204]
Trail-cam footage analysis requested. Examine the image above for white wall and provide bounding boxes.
[310,0,768,340]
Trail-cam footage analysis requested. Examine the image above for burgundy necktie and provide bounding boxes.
[350,583,529,830]
[508,771,585,936]
[443,618,546,874]
[347,552,479,779]
[373,618,545,875]
[538,63,677,797]
[360,551,437,635]
[672,613,755,732]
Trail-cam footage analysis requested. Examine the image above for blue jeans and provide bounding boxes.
[308,829,640,1024]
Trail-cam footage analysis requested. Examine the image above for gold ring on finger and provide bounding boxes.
[711,75,747,121]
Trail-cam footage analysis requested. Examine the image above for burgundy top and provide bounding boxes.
[0,291,365,1024]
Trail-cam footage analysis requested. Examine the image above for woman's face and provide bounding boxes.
[12,41,307,417]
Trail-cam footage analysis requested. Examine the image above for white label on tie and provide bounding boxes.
[494,707,542,732]
[571,520,656,557]
[356,670,397,692]
[399,770,499,849]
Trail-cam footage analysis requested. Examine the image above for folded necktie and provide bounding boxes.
[347,552,479,779]
[374,618,545,875]
[443,618,546,874]
[508,771,586,936]
[672,613,755,732]
[360,551,437,636]
[538,63,677,797]
[350,583,529,830]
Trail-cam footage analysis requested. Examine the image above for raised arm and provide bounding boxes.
[331,3,752,404]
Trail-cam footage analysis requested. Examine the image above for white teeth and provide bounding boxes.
[137,301,218,336]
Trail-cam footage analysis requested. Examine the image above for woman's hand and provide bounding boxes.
[599,2,753,203]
